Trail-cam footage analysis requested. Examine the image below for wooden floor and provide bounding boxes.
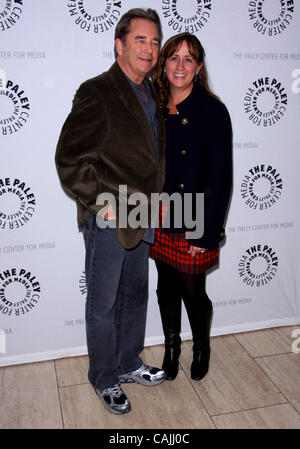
[1,326,300,429]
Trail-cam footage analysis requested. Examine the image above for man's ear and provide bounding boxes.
[115,38,123,57]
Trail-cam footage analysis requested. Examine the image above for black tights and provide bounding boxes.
[155,260,212,313]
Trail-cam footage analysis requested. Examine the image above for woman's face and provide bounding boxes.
[164,40,202,94]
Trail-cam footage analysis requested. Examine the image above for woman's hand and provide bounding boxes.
[185,232,207,256]
[187,245,207,257]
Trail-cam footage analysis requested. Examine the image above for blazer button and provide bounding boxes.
[179,183,184,189]
[181,150,186,155]
[181,118,188,125]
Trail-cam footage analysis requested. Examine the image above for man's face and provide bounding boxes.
[116,18,160,84]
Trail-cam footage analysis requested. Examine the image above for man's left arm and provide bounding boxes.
[55,82,107,213]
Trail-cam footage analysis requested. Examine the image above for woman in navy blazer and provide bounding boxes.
[150,33,232,381]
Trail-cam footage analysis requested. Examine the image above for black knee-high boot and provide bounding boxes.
[183,294,213,381]
[157,291,182,380]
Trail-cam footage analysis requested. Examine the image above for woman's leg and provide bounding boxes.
[155,261,182,380]
[180,272,213,380]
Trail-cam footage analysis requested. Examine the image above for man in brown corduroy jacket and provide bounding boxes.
[55,8,166,415]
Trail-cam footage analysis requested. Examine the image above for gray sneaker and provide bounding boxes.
[95,384,131,415]
[119,363,167,386]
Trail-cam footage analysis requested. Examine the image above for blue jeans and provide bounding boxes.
[82,213,149,390]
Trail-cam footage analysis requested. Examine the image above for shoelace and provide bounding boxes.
[103,385,123,397]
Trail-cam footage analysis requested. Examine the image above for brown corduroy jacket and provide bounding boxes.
[55,62,165,249]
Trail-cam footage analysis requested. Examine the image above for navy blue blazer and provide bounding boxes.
[162,84,232,250]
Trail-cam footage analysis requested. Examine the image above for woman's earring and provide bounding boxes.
[194,73,199,83]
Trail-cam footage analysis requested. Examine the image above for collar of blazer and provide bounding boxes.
[107,62,155,129]
[106,62,164,158]
[162,83,210,117]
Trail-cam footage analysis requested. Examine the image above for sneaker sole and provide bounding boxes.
[119,374,167,386]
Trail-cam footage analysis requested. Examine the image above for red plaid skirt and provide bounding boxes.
[149,228,219,274]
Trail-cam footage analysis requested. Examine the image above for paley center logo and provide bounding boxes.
[79,270,87,298]
[67,0,122,34]
[161,0,212,33]
[244,76,287,126]
[241,164,283,210]
[0,0,23,32]
[0,72,30,135]
[0,267,41,316]
[238,244,279,287]
[0,177,36,230]
[248,0,294,36]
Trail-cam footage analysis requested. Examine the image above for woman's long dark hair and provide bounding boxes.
[154,32,218,104]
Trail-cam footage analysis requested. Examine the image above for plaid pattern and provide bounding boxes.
[149,202,219,273]
[149,228,219,274]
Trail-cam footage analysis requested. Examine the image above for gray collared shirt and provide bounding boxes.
[126,76,159,153]
[125,76,159,243]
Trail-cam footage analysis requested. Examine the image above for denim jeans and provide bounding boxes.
[82,213,149,390]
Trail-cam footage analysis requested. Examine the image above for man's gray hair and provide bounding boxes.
[114,8,163,58]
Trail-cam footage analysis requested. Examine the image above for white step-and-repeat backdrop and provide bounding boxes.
[1,0,299,366]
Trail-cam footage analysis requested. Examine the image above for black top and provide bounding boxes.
[161,83,232,250]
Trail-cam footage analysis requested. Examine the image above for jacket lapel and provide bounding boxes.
[109,63,151,131]
[148,79,165,161]
[107,63,164,161]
